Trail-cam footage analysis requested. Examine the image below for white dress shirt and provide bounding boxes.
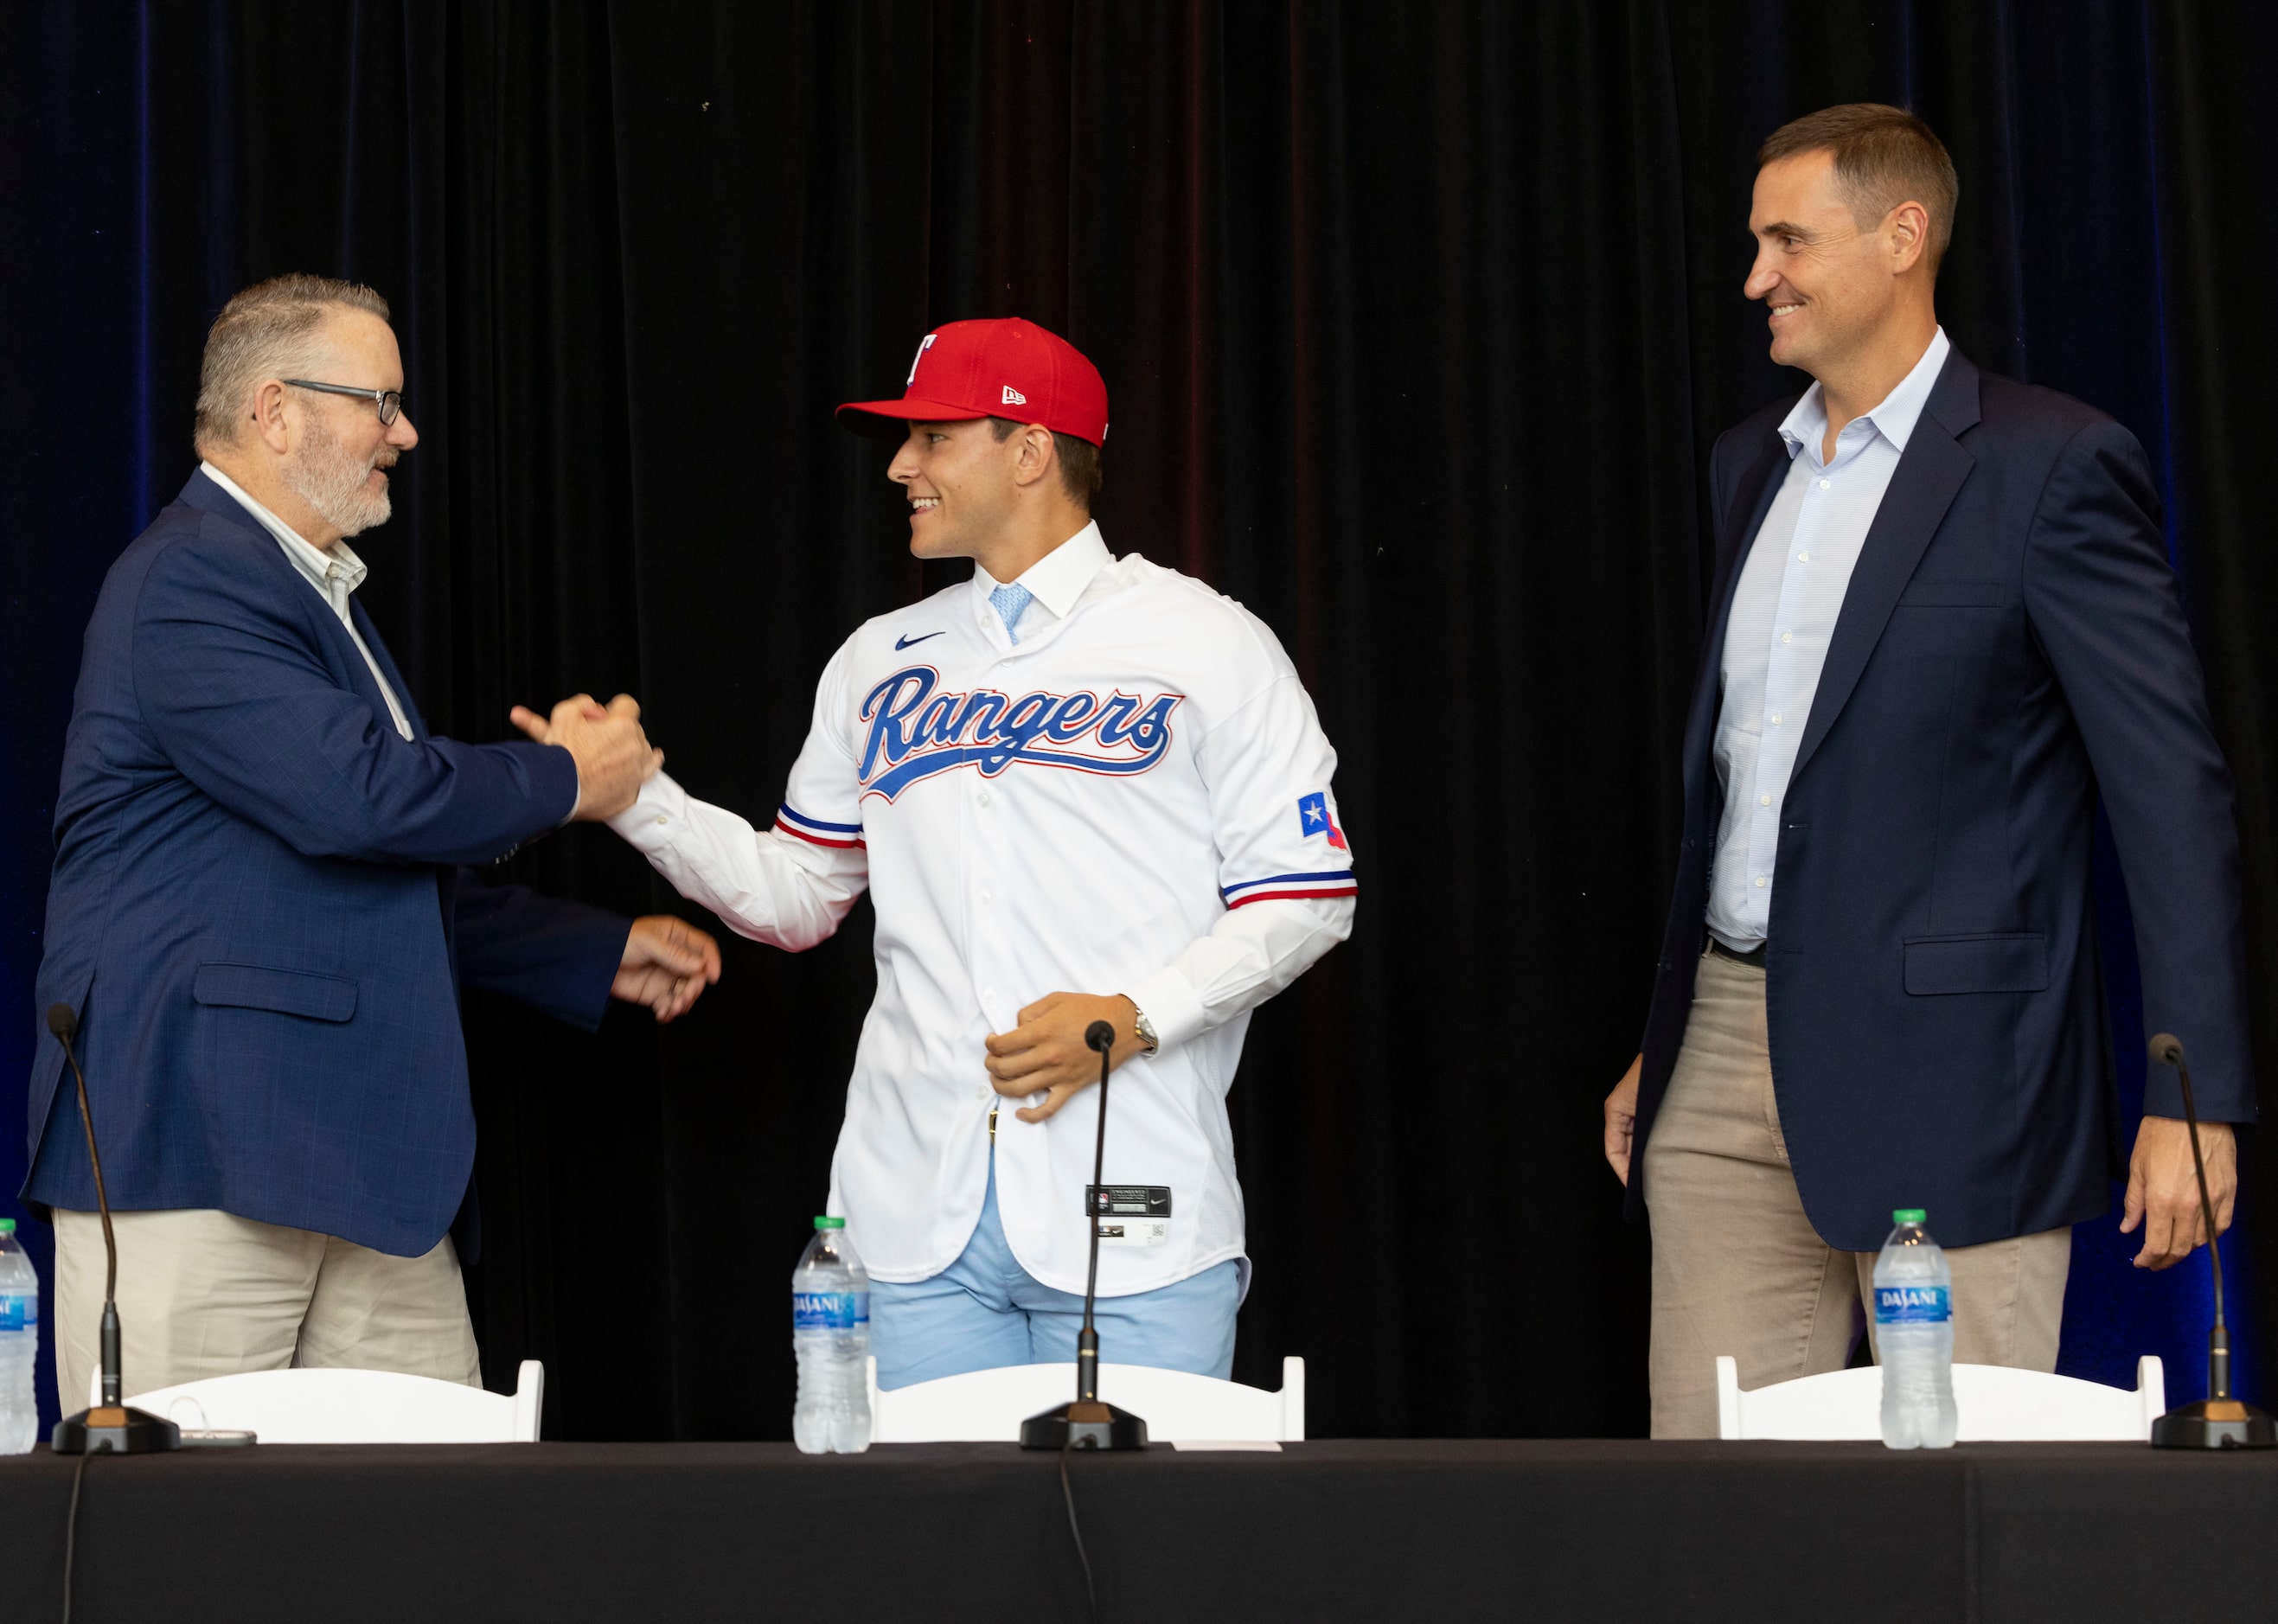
[199,460,414,741]
[1705,329,1951,950]
[610,521,1357,1295]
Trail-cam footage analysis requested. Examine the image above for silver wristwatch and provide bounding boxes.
[1129,1003,1161,1054]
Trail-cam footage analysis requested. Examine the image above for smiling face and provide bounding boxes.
[885,418,1024,561]
[1744,149,1916,379]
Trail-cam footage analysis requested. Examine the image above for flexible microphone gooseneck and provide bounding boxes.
[2152,1035,2231,1391]
[2147,1033,2272,1449]
[1020,1018,1147,1452]
[1075,1020,1113,1407]
[48,1007,121,1407]
[46,1004,179,1455]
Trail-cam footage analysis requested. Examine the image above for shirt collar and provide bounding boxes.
[199,460,370,598]
[972,520,1112,620]
[1778,325,1952,461]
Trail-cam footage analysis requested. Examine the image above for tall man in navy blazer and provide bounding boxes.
[1601,106,2256,1436]
[29,275,722,1409]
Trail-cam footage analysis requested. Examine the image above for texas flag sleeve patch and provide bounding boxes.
[1297,791,1347,850]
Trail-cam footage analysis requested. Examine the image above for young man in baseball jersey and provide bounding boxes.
[542,318,1355,1384]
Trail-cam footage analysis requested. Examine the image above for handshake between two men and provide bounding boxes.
[526,690,721,1025]
[510,691,1152,1114]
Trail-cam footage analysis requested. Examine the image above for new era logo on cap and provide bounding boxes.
[840,317,1109,447]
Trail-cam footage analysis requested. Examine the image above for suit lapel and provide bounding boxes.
[264,556,421,744]
[1684,432,1793,807]
[1705,435,1793,681]
[1789,350,1982,785]
[351,599,430,740]
[184,471,429,742]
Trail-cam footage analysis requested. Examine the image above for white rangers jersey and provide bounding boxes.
[611,522,1356,1294]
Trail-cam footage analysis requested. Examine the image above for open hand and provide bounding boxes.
[2121,1116,2236,1269]
[510,693,662,821]
[985,991,1149,1123]
[611,914,722,1023]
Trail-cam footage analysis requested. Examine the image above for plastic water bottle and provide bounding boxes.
[0,1219,40,1455]
[791,1215,871,1454]
[1875,1208,1957,1449]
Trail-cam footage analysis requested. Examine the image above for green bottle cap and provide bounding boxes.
[814,1215,846,1231]
[0,1219,13,1235]
[1893,1208,1927,1225]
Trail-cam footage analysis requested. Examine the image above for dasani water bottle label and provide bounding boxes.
[0,1294,35,1333]
[792,1290,867,1330]
[1875,1284,1949,1324]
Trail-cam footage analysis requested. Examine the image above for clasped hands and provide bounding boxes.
[509,692,662,821]
[509,693,720,1024]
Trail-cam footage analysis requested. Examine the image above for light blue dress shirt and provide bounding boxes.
[1705,328,1951,952]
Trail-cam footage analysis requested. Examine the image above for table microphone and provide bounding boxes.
[45,1004,179,1455]
[2146,1033,2272,1449]
[1020,1019,1148,1450]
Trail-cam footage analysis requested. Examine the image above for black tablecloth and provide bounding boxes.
[1,1439,2270,1622]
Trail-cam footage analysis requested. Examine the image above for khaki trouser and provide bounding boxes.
[52,1207,480,1413]
[1641,947,2071,1438]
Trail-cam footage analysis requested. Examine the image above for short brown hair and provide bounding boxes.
[194,274,392,452]
[989,416,1104,508]
[1757,104,1959,271]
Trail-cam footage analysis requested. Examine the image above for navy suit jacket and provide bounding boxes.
[1631,348,2255,1251]
[27,471,630,1256]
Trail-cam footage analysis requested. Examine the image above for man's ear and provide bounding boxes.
[249,379,294,455]
[1886,200,1930,276]
[1012,422,1058,490]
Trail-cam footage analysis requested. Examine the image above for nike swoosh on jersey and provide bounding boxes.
[894,631,946,650]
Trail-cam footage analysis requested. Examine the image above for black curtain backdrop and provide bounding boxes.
[4,1,2275,1442]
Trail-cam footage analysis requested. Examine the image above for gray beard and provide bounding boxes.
[284,412,393,538]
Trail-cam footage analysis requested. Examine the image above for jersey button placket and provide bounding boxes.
[969,766,1011,1033]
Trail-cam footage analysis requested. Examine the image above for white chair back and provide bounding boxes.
[1714,1354,2164,1442]
[867,1356,1304,1443]
[98,1359,546,1443]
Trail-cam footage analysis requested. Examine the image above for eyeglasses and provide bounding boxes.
[284,379,404,425]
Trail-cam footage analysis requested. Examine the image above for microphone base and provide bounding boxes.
[1019,1399,1149,1451]
[2151,1398,2275,1450]
[51,1404,182,1455]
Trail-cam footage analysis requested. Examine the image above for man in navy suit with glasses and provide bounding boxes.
[29,274,721,1411]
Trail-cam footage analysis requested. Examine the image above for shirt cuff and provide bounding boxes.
[1122,964,1209,1053]
[607,771,689,849]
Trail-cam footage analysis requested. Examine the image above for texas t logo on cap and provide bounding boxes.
[841,317,1109,447]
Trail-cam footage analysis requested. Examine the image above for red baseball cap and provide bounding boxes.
[837,317,1110,447]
